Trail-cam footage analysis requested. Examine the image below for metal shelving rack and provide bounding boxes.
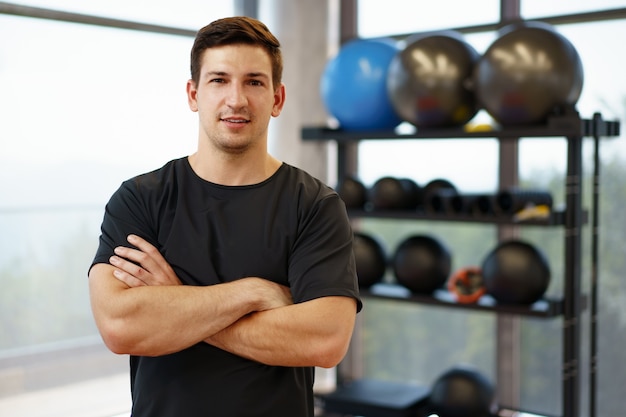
[302,112,620,417]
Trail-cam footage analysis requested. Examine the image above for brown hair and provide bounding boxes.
[190,16,283,90]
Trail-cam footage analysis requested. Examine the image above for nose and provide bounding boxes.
[224,83,248,109]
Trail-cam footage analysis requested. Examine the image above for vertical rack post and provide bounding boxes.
[589,113,603,417]
[563,134,584,417]
[496,1,523,410]
[334,0,363,386]
[496,137,521,409]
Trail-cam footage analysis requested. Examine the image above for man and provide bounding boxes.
[88,16,361,417]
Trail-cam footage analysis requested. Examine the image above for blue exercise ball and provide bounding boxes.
[474,21,584,125]
[387,31,480,128]
[320,38,402,131]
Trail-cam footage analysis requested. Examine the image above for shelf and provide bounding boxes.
[363,283,565,318]
[347,208,582,226]
[302,113,620,142]
[307,111,619,417]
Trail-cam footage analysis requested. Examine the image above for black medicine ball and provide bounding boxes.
[336,176,368,209]
[353,232,387,288]
[481,239,551,304]
[392,234,452,294]
[430,366,496,417]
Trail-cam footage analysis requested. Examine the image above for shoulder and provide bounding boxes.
[277,163,338,201]
[123,157,187,191]
[275,164,348,222]
[108,157,188,209]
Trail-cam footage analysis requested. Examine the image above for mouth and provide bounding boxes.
[220,116,250,124]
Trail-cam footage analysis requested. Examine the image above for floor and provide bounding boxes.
[0,372,131,417]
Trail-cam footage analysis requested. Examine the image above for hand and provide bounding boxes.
[203,279,293,351]
[109,234,182,287]
[245,277,294,311]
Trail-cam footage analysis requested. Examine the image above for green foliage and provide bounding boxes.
[0,213,101,350]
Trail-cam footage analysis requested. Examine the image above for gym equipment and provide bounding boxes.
[320,38,403,131]
[422,178,458,213]
[387,31,479,127]
[392,234,452,294]
[427,188,458,214]
[336,176,368,209]
[429,366,495,417]
[449,194,474,215]
[495,187,553,215]
[474,21,584,125]
[481,239,551,304]
[370,177,422,210]
[445,193,494,216]
[353,232,388,288]
[447,267,485,304]
[469,194,494,216]
[320,378,430,417]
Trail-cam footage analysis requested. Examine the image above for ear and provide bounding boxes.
[186,79,199,112]
[271,83,286,117]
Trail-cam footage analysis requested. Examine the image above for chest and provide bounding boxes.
[157,188,299,286]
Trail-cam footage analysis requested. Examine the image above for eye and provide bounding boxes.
[210,78,226,84]
[249,79,264,86]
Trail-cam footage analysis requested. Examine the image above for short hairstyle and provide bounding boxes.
[190,16,283,90]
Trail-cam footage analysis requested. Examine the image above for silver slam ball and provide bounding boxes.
[474,21,584,125]
[386,31,480,128]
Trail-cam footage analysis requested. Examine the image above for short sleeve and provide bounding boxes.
[89,180,156,274]
[288,192,362,312]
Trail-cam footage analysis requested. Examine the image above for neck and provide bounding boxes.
[188,151,282,186]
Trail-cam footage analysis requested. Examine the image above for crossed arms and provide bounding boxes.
[88,234,357,368]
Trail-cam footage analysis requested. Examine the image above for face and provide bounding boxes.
[186,44,285,155]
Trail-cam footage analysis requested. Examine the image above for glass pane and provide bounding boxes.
[0,14,196,350]
[522,0,626,19]
[5,0,235,30]
[358,138,499,192]
[358,0,500,38]
[519,19,626,196]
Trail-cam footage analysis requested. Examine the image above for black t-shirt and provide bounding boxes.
[91,157,361,417]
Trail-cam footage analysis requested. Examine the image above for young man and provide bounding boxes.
[88,16,361,417]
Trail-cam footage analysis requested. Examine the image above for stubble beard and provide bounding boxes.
[209,133,249,155]
[210,110,255,155]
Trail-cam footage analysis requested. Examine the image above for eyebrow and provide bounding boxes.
[205,71,270,80]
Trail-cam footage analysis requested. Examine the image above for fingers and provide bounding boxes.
[114,245,153,270]
[127,234,161,258]
[114,235,156,268]
[113,268,148,287]
[251,278,293,311]
[110,234,182,286]
[115,235,169,276]
[110,256,148,287]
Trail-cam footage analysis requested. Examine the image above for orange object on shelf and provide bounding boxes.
[447,266,486,304]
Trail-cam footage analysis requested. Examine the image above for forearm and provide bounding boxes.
[89,263,266,357]
[206,296,357,368]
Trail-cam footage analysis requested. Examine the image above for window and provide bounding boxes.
[358,0,500,37]
[5,0,231,29]
[521,0,626,19]
[0,14,195,350]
